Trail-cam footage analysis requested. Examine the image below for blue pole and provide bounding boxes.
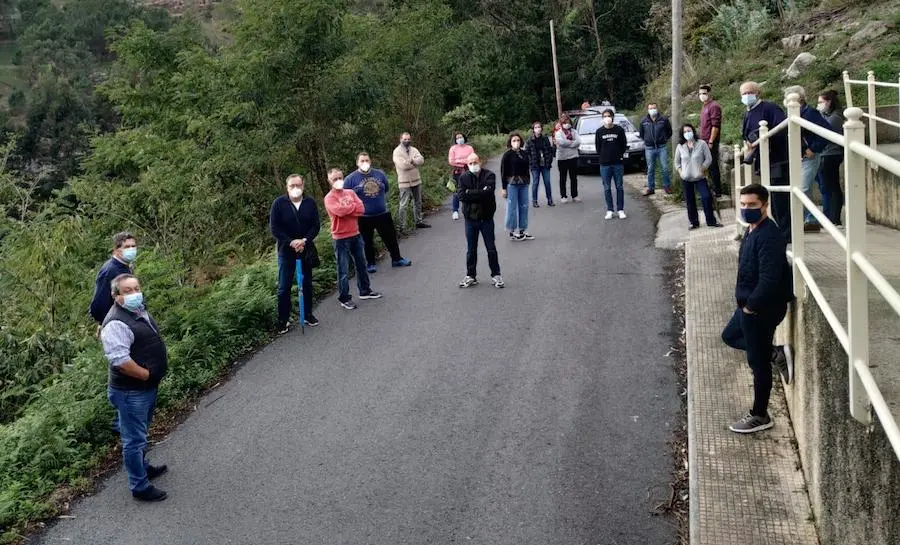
[295,259,305,334]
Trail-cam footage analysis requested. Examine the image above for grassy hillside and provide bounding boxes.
[643,0,900,149]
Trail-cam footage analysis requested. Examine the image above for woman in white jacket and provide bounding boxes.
[554,114,582,203]
[674,123,723,229]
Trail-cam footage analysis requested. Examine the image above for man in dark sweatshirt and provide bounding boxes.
[740,81,790,239]
[344,152,411,273]
[721,184,795,434]
[89,232,137,324]
[595,109,628,220]
[269,174,321,332]
[784,85,833,232]
[456,153,503,289]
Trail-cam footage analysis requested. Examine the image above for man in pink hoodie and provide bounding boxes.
[324,168,382,310]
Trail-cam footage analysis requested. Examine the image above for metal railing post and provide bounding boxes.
[867,70,878,152]
[843,106,872,424]
[733,144,742,238]
[786,93,805,297]
[843,70,853,108]
[897,71,899,141]
[759,120,771,186]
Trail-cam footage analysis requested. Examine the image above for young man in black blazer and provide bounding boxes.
[722,184,795,433]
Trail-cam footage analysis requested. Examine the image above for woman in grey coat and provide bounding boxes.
[816,90,844,225]
[675,123,723,229]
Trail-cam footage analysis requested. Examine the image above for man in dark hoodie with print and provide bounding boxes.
[595,109,628,220]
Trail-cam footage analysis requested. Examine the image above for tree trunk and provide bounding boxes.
[670,0,683,136]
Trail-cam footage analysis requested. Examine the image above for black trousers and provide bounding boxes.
[820,154,844,225]
[721,305,787,417]
[277,255,314,324]
[359,212,402,265]
[769,166,791,241]
[558,158,578,198]
[465,218,500,278]
[708,141,722,195]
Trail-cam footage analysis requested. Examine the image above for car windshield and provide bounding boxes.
[577,116,635,134]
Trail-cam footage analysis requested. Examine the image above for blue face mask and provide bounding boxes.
[741,94,758,107]
[741,207,764,224]
[683,131,694,141]
[122,247,137,263]
[122,292,143,311]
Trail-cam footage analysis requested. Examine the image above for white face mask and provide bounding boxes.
[332,179,344,190]
[456,138,465,145]
[603,117,613,126]
[288,188,303,199]
[358,162,371,172]
[468,164,481,174]
[816,102,828,113]
[562,123,571,130]
[684,131,695,141]
[699,93,709,102]
[648,108,658,117]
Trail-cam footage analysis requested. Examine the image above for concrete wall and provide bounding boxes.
[781,296,900,545]
[866,157,900,230]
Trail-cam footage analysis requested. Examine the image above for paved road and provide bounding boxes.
[37,162,680,545]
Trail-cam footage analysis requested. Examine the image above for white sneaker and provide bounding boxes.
[617,210,627,219]
[560,197,569,204]
[604,211,615,220]
[573,196,583,203]
[491,275,505,288]
[452,211,459,221]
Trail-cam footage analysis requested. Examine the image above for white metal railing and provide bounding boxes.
[842,70,900,159]
[731,93,900,462]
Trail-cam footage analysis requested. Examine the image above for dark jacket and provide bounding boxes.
[104,304,168,391]
[735,217,794,313]
[799,104,832,156]
[742,100,788,173]
[639,114,672,149]
[525,134,554,169]
[89,257,131,323]
[595,125,627,165]
[457,168,497,221]
[500,149,530,189]
[269,195,321,266]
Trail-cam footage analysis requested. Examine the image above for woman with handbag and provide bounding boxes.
[501,132,534,241]
[674,123,723,230]
[448,132,475,221]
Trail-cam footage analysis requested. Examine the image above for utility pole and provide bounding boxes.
[550,19,563,118]
[670,0,683,133]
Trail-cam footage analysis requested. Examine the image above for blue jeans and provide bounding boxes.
[601,164,625,212]
[465,219,500,278]
[504,184,530,231]
[683,178,717,226]
[644,146,671,191]
[802,155,823,224]
[451,172,462,213]
[108,387,158,492]
[530,167,553,203]
[333,235,371,302]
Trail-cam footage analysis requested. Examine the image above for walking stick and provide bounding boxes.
[295,259,305,335]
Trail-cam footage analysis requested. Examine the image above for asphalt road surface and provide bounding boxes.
[36,161,680,545]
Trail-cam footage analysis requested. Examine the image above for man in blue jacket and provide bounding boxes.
[741,81,791,240]
[269,174,321,333]
[344,152,412,274]
[784,85,833,232]
[90,232,137,324]
[638,102,673,195]
[721,184,795,433]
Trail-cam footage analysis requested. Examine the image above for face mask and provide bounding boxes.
[741,207,764,224]
[816,102,827,113]
[511,141,521,150]
[468,164,481,174]
[456,138,465,145]
[358,162,371,172]
[288,188,303,199]
[741,94,758,107]
[648,108,658,117]
[534,127,542,135]
[603,117,613,126]
[699,93,709,102]
[122,292,143,311]
[332,179,344,190]
[121,247,137,263]
[562,123,571,130]
[684,131,694,141]
[402,141,411,148]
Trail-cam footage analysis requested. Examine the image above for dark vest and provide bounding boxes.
[103,304,168,391]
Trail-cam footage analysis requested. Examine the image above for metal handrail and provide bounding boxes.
[731,93,900,462]
[862,113,900,130]
[844,79,900,89]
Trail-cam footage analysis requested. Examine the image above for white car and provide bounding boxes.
[575,112,646,172]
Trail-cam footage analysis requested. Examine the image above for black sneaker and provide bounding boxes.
[772,345,794,384]
[511,232,525,241]
[729,412,774,434]
[133,485,168,502]
[521,231,535,240]
[340,299,358,310]
[304,315,320,327]
[277,321,290,334]
[547,201,556,207]
[532,201,540,208]
[689,224,701,230]
[359,291,383,300]
[459,276,478,288]
[146,464,168,480]
[415,222,431,228]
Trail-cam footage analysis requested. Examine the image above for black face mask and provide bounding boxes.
[402,141,411,148]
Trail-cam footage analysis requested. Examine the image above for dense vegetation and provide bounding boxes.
[0,0,659,540]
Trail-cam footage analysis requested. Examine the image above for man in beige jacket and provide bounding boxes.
[392,132,431,231]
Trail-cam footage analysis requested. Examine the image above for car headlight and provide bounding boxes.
[628,142,644,151]
[580,144,596,153]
